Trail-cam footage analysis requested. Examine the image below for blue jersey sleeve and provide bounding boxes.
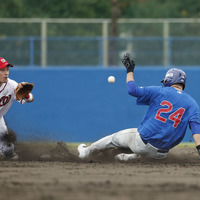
[189,106,200,122]
[188,100,200,135]
[127,81,139,97]
[189,122,200,135]
[136,86,161,105]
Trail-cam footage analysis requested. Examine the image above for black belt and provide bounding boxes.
[140,135,169,153]
[140,136,148,145]
[157,149,169,153]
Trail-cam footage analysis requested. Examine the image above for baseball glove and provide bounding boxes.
[15,82,34,100]
[122,53,135,73]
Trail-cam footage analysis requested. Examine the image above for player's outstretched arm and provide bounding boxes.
[193,134,200,160]
[122,53,139,97]
[126,72,134,83]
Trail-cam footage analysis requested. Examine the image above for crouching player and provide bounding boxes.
[0,57,34,159]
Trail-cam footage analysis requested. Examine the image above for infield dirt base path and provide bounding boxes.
[0,142,200,200]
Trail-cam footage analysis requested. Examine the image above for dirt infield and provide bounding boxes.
[0,142,200,200]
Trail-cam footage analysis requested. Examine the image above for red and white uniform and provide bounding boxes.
[0,78,18,118]
[0,78,34,157]
[0,78,34,131]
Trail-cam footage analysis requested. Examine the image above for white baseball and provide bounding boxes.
[108,76,115,84]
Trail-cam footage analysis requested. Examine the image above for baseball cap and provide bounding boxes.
[0,57,13,69]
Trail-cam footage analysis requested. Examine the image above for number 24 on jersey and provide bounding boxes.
[155,100,185,128]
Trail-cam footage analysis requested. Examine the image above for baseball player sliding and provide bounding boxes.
[0,57,34,159]
[78,53,200,161]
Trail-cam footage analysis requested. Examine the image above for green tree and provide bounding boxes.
[0,0,200,18]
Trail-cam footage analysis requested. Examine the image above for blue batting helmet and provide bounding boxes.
[161,68,186,90]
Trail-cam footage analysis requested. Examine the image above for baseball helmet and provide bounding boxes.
[161,68,186,90]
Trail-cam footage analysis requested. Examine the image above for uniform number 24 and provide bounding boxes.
[155,100,185,128]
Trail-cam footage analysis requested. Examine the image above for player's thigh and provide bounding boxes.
[129,131,148,155]
[112,128,137,148]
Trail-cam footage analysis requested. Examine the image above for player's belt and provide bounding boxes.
[157,149,169,153]
[140,136,148,145]
[140,135,169,153]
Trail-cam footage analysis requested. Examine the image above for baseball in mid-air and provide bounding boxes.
[108,76,115,84]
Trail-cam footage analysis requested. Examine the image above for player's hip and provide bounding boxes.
[131,131,169,159]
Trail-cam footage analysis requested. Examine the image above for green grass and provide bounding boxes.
[177,142,196,148]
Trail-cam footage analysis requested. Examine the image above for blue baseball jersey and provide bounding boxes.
[136,86,200,149]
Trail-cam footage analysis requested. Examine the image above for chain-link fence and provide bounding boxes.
[0,18,200,67]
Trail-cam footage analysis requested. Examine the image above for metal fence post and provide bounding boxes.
[102,20,109,67]
[41,20,47,67]
[29,37,34,67]
[168,37,172,66]
[99,38,103,66]
[163,20,169,67]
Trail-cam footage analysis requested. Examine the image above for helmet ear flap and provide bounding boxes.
[161,79,167,84]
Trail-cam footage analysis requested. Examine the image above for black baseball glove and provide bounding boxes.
[122,53,135,73]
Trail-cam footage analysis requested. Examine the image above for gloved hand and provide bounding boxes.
[14,82,34,100]
[122,53,135,73]
[196,145,200,160]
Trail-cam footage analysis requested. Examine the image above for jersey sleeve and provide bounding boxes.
[189,121,200,135]
[136,86,161,105]
[127,81,139,97]
[188,100,200,135]
[188,101,200,124]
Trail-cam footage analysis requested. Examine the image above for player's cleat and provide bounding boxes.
[115,153,140,161]
[10,152,19,160]
[78,144,88,159]
[1,152,19,160]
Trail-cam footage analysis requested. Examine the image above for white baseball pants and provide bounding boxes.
[0,117,14,157]
[84,128,168,159]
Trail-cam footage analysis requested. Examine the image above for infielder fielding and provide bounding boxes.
[78,53,200,161]
[0,57,34,159]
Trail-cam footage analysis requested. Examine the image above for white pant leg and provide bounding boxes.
[0,117,14,157]
[85,128,138,156]
[85,128,168,159]
[0,116,8,136]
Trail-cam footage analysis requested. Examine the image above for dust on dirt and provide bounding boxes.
[3,129,82,162]
[14,142,82,162]
[4,129,199,164]
[8,141,199,166]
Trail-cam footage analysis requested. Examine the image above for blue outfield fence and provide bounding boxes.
[4,67,200,143]
[1,36,200,67]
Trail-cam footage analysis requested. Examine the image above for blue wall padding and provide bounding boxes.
[4,67,200,142]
